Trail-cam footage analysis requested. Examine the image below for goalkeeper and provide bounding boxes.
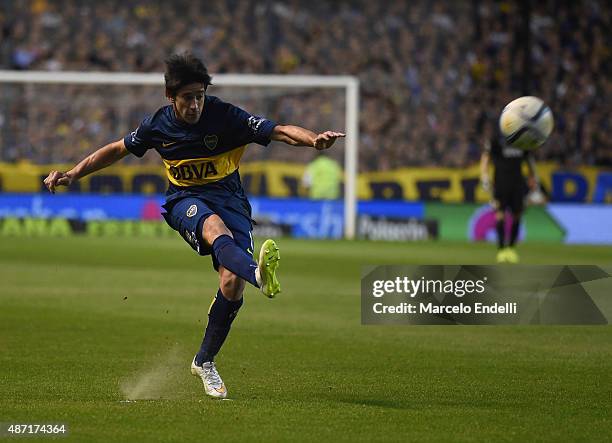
[480,128,539,263]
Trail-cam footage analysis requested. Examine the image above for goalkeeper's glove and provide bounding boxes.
[480,175,491,193]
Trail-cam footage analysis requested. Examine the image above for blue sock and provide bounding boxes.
[196,289,243,364]
[212,235,258,287]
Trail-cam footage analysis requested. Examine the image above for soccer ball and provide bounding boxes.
[499,96,554,150]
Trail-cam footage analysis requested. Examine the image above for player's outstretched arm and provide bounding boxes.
[271,125,345,150]
[43,139,130,193]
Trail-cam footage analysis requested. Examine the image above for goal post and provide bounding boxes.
[0,70,360,239]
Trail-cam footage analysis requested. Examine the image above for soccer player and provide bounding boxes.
[480,126,539,263]
[43,53,345,399]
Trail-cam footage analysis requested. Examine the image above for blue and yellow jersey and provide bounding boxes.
[123,95,276,204]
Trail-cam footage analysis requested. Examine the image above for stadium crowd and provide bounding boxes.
[0,0,610,170]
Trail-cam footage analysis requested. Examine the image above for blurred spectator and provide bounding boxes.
[302,152,343,200]
[0,0,609,170]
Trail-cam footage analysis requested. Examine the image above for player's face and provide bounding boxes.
[172,83,205,124]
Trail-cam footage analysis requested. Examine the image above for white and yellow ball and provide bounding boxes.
[499,96,554,150]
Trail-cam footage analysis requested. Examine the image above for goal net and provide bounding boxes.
[0,71,359,238]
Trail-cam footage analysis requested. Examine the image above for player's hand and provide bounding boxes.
[480,175,491,193]
[527,176,538,191]
[43,170,74,194]
[313,131,345,150]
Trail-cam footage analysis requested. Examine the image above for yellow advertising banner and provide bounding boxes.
[0,161,610,203]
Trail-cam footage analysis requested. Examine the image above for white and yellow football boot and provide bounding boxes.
[191,357,227,399]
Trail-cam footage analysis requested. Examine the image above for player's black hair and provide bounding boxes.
[164,53,212,97]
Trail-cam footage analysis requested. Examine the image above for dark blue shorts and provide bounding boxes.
[161,197,254,270]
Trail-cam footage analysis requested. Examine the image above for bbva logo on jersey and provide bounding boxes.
[168,162,219,181]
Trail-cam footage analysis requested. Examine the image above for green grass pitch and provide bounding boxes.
[1,236,611,442]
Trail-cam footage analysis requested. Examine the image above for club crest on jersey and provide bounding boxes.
[186,204,198,217]
[204,134,218,151]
